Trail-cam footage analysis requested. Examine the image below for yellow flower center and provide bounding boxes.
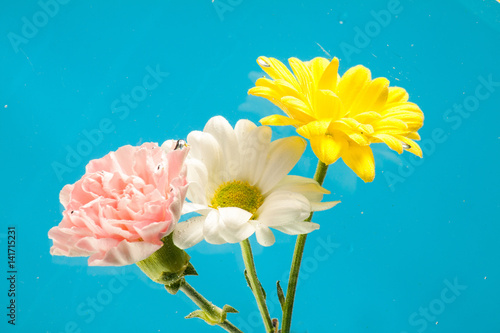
[211,180,263,214]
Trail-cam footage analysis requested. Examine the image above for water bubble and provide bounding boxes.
[174,140,186,150]
[257,58,270,68]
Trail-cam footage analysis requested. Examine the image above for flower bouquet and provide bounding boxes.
[48,56,423,332]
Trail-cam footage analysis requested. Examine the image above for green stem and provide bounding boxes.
[240,239,274,333]
[281,160,329,333]
[179,280,243,333]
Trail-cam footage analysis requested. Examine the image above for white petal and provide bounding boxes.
[256,190,311,227]
[217,207,255,243]
[185,158,210,205]
[311,201,340,212]
[234,119,257,141]
[181,202,211,215]
[173,216,206,249]
[203,116,240,181]
[271,175,340,212]
[187,130,224,187]
[271,175,329,203]
[238,125,272,185]
[257,136,306,194]
[203,210,226,244]
[273,221,320,235]
[253,222,276,246]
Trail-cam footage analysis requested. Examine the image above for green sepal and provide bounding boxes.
[164,280,182,295]
[136,233,196,294]
[183,262,198,276]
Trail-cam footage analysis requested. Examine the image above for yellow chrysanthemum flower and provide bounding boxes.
[248,56,424,182]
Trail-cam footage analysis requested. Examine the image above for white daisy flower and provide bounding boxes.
[167,116,339,249]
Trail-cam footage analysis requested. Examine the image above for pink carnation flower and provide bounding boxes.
[48,142,189,266]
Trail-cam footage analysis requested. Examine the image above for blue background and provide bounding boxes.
[1,0,499,332]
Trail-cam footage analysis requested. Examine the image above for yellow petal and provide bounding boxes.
[407,132,421,140]
[248,86,290,113]
[255,77,277,89]
[336,65,371,113]
[289,57,315,100]
[296,121,347,165]
[256,56,300,91]
[248,86,282,101]
[382,102,423,117]
[260,114,303,127]
[387,87,409,103]
[296,120,330,138]
[281,96,316,122]
[274,79,302,99]
[372,118,408,133]
[354,111,382,124]
[349,77,389,115]
[372,134,404,154]
[341,144,375,182]
[389,112,424,132]
[318,57,340,91]
[309,134,347,165]
[314,90,344,120]
[346,133,370,146]
[329,118,374,136]
[306,57,331,88]
[395,135,423,157]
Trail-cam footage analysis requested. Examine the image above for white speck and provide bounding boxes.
[435,322,438,325]
[484,276,487,280]
[4,105,7,108]
[316,42,332,58]
[339,20,343,24]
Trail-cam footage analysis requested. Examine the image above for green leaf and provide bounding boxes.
[185,310,217,326]
[222,305,238,314]
[245,269,267,300]
[185,304,238,325]
[244,269,252,290]
[277,281,285,310]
